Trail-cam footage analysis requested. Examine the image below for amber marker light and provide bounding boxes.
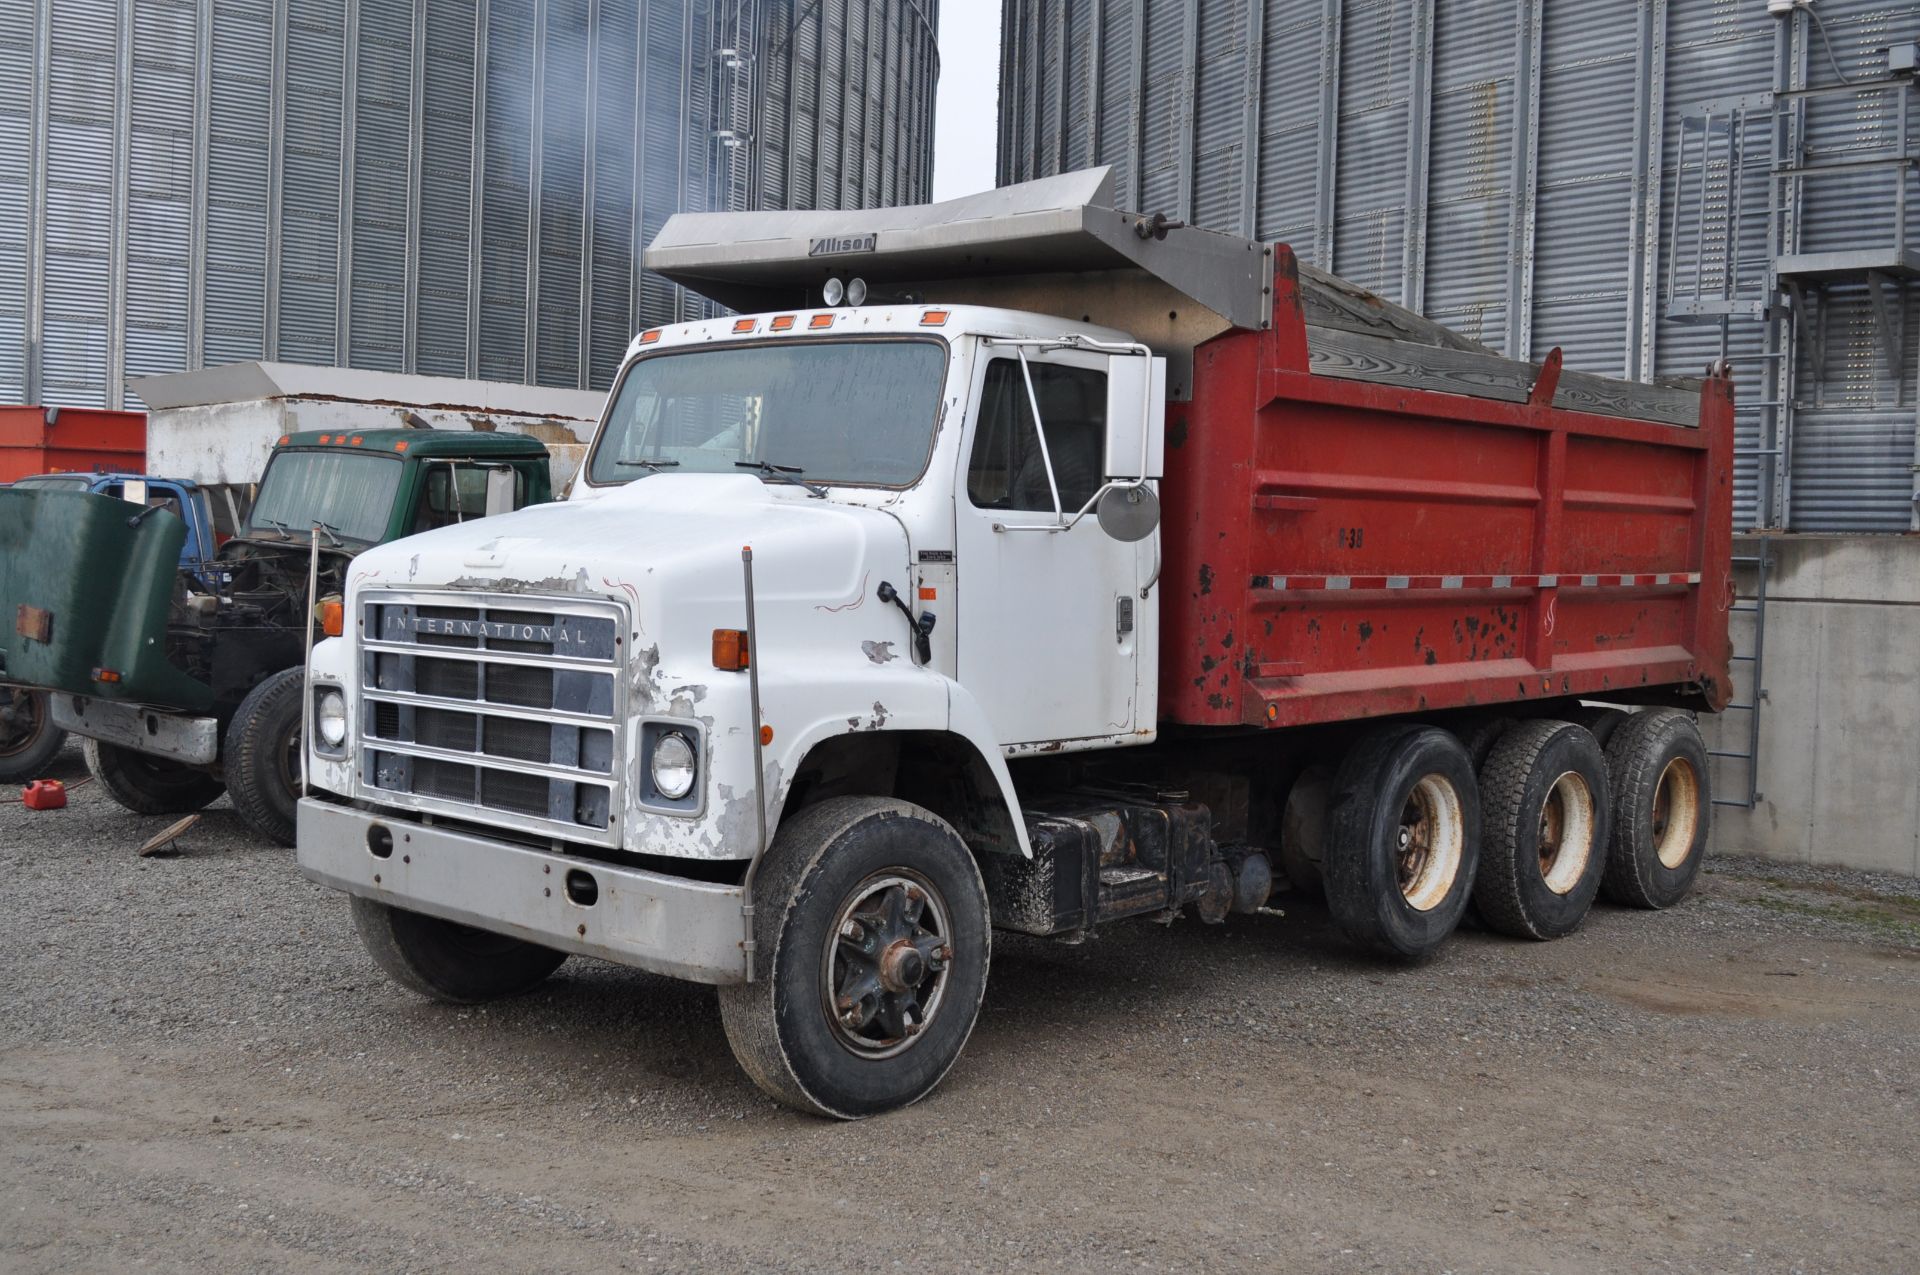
[393,440,409,452]
[92,668,122,684]
[770,315,797,331]
[639,329,662,344]
[733,318,757,334]
[712,628,750,671]
[319,598,345,638]
[760,724,774,746]
[808,314,834,329]
[920,310,950,327]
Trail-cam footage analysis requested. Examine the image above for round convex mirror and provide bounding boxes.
[1095,484,1160,542]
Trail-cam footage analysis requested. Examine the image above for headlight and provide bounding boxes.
[650,730,697,800]
[316,689,349,749]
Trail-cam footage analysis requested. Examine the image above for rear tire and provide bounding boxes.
[718,797,990,1119]
[1601,709,1712,909]
[1324,725,1481,959]
[1563,704,1631,750]
[82,737,225,815]
[1277,765,1332,896]
[1458,716,1515,769]
[1473,719,1610,940]
[349,896,567,1002]
[224,668,304,846]
[0,688,66,783]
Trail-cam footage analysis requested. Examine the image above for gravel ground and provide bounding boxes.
[3,741,1917,1273]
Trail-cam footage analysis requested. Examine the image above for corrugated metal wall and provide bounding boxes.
[999,0,1920,533]
[0,0,939,409]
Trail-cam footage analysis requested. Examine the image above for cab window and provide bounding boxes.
[413,463,529,534]
[966,359,1107,513]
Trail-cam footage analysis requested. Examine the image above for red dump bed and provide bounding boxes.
[1160,248,1734,730]
[0,405,147,483]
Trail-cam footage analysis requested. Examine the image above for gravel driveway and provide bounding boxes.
[4,743,1917,1273]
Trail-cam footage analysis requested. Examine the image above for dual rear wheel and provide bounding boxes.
[1311,708,1710,958]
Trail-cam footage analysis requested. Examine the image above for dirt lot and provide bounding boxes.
[3,743,1917,1273]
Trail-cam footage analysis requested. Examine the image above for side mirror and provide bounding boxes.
[1095,484,1160,543]
[1103,354,1168,480]
[484,467,517,517]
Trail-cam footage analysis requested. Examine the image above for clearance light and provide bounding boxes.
[712,628,750,671]
[760,724,774,746]
[920,310,950,327]
[640,329,662,344]
[771,315,797,331]
[318,597,345,637]
[809,314,834,330]
[92,668,122,684]
[733,318,757,334]
[350,435,363,446]
[277,434,290,445]
[393,440,410,452]
[919,586,937,601]
[317,435,332,444]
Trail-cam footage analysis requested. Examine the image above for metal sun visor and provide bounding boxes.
[644,168,1274,396]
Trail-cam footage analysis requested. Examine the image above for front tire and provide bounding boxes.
[0,688,67,783]
[1323,725,1481,959]
[718,796,990,1119]
[224,668,305,846]
[349,897,568,1002]
[82,737,225,814]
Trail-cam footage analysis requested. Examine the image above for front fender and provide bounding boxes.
[761,670,1032,859]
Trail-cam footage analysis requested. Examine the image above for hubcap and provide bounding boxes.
[1536,771,1596,895]
[1651,758,1701,869]
[1397,775,1465,912]
[821,871,952,1060]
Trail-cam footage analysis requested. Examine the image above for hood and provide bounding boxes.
[346,474,911,642]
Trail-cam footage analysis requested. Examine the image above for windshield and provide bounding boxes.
[11,475,90,491]
[587,339,947,488]
[248,450,403,543]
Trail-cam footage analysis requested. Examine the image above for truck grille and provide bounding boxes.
[355,594,624,844]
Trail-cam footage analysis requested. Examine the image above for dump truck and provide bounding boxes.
[294,169,1732,1118]
[0,429,552,842]
[0,472,223,783]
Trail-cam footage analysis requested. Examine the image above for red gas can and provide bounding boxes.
[21,779,67,810]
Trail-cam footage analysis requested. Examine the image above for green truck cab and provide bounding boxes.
[0,428,551,843]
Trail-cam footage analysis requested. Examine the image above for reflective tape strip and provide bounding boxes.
[1253,570,1707,592]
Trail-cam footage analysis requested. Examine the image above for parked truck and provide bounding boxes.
[294,169,1733,1118]
[0,429,552,841]
[0,471,224,783]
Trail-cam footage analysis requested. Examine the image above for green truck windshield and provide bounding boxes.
[249,450,402,544]
[587,339,946,488]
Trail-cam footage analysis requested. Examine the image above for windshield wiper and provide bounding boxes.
[734,459,828,499]
[256,518,296,540]
[615,457,681,472]
[311,520,343,547]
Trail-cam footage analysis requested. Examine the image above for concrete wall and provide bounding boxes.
[1704,535,1920,877]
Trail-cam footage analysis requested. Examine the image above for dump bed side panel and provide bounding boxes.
[1160,265,1734,730]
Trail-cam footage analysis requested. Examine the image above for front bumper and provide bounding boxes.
[51,694,220,765]
[296,798,750,985]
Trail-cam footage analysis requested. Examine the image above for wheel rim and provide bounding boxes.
[1651,757,1701,870]
[1396,775,1465,912]
[278,720,303,795]
[820,870,953,1060]
[0,689,47,758]
[1537,771,1596,895]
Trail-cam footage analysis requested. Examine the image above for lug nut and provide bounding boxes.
[842,920,864,941]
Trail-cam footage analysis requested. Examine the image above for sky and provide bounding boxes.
[931,5,1003,201]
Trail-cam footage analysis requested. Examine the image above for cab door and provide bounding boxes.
[953,346,1143,748]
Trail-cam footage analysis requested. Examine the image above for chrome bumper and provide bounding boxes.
[296,799,749,985]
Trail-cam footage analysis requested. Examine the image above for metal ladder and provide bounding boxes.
[1709,542,1771,810]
